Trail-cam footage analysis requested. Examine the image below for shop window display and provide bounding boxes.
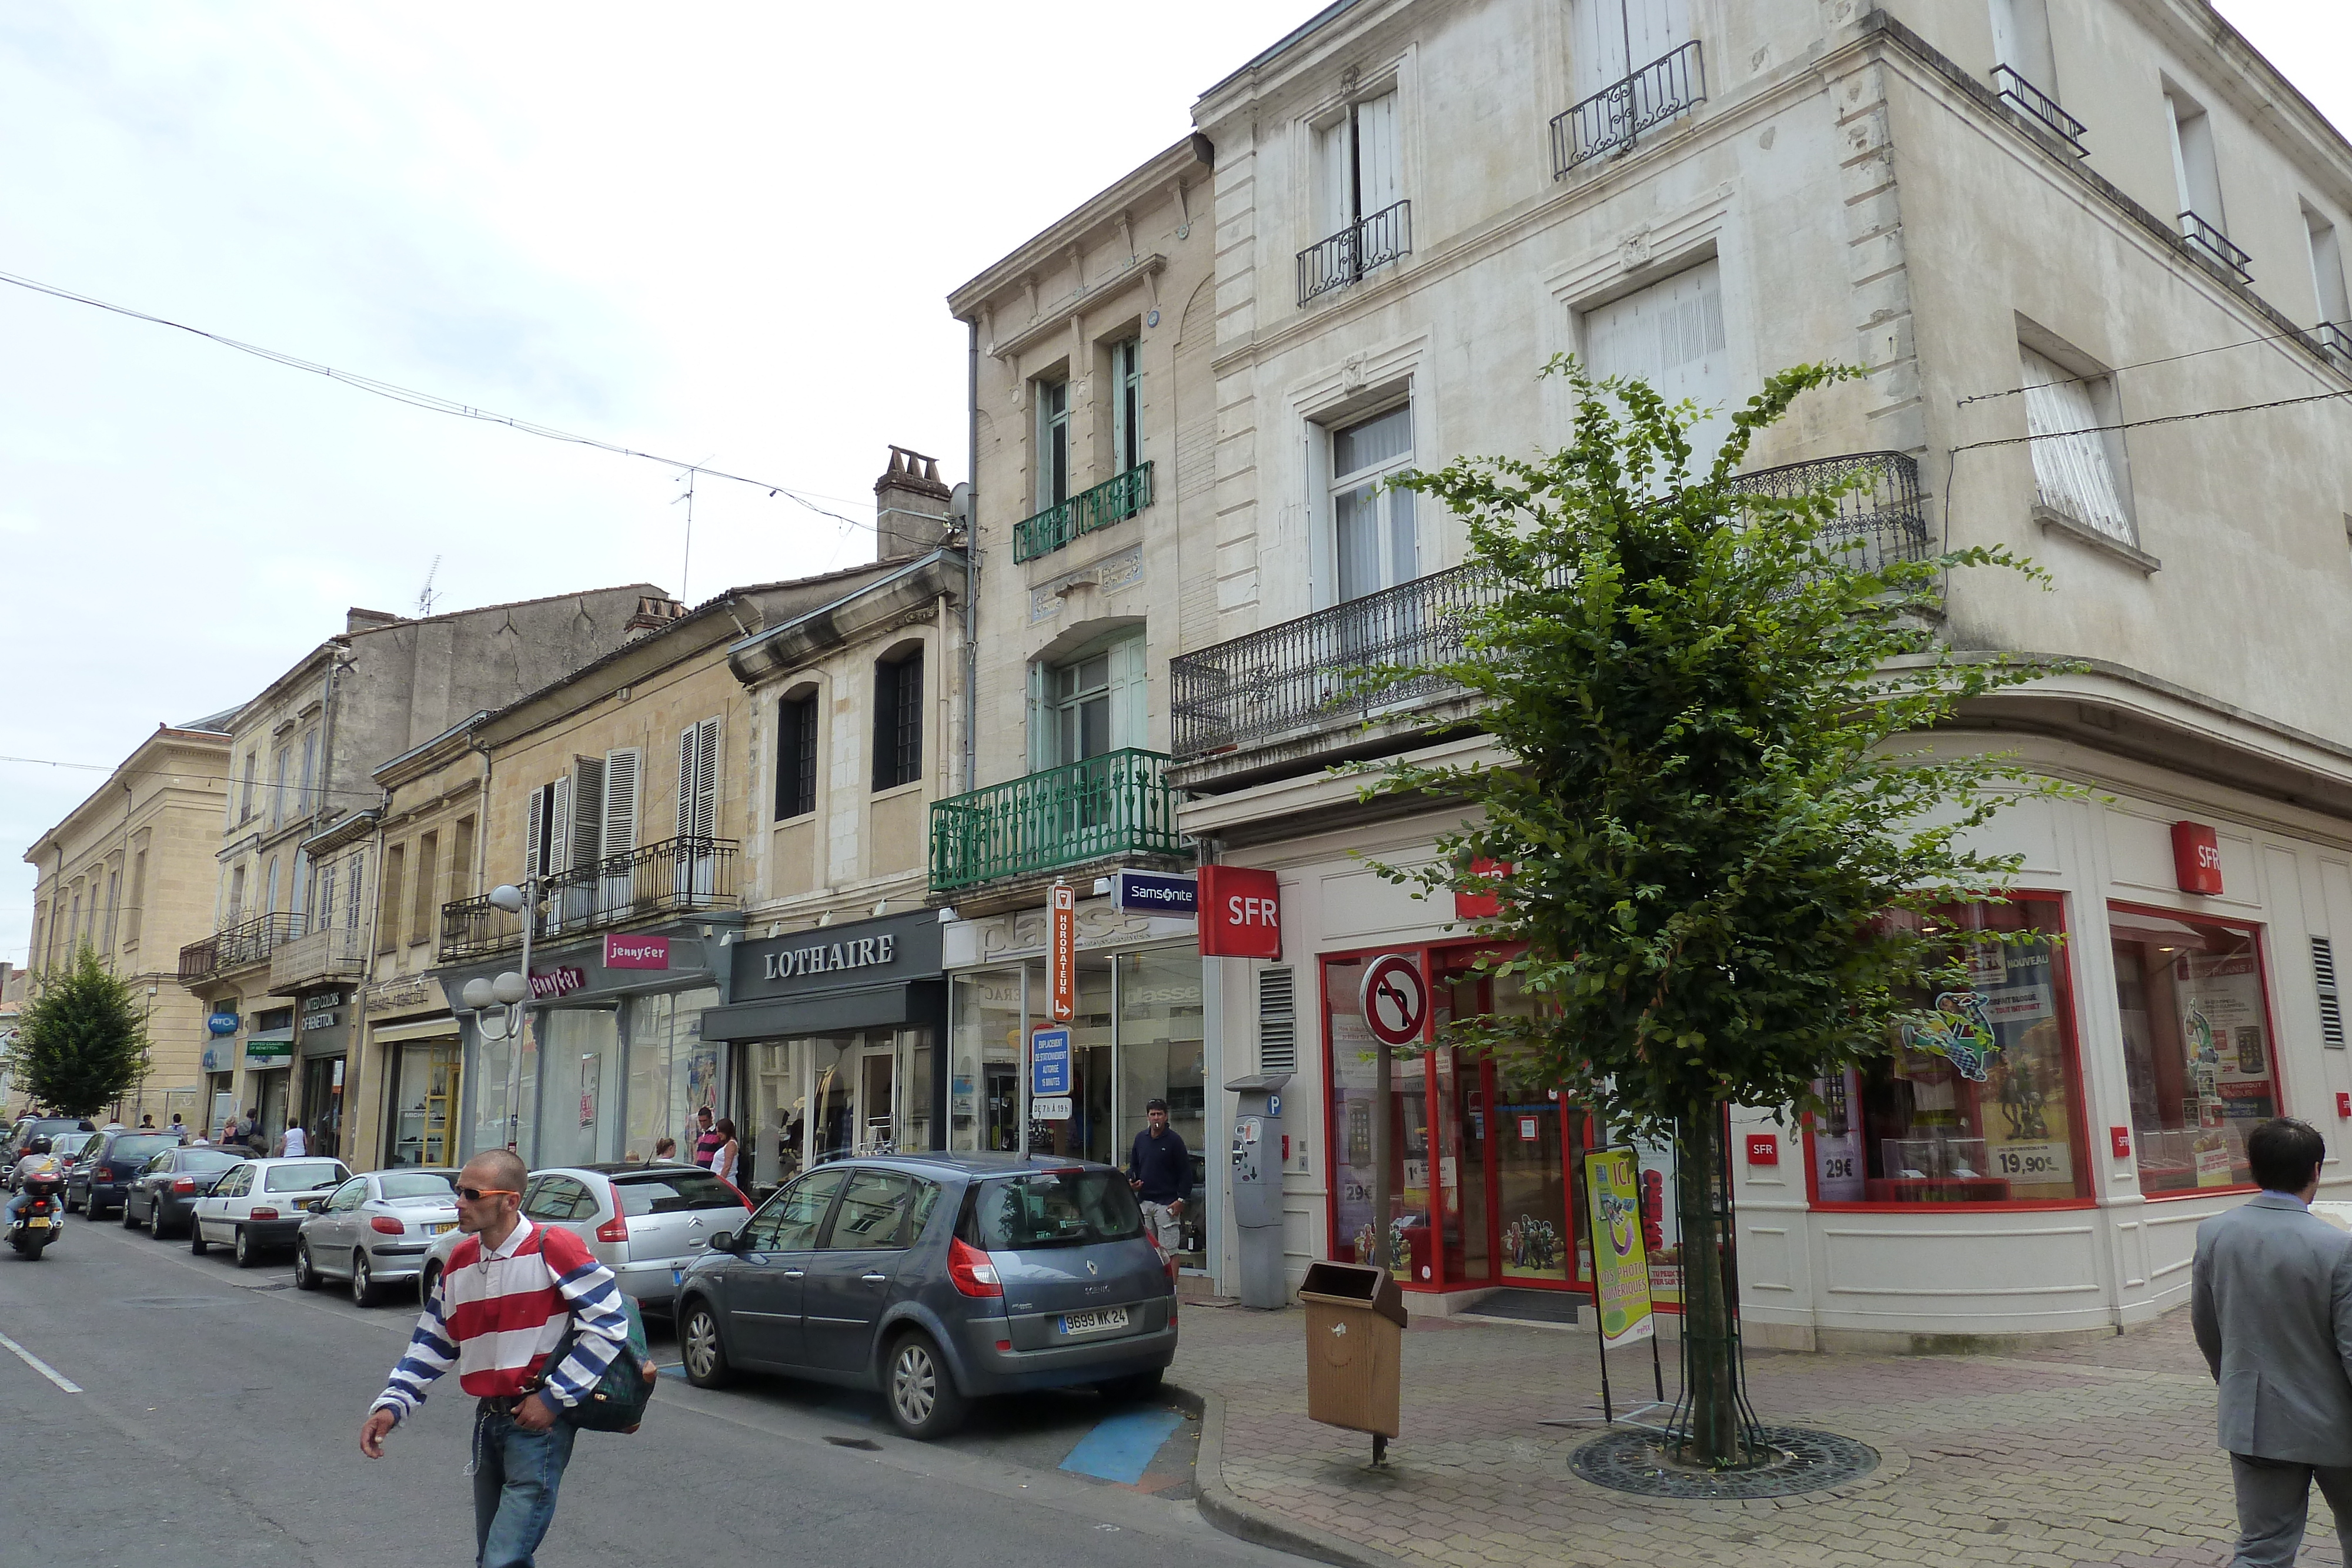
[950,971,1024,1153]
[625,988,721,1165]
[2112,907,2277,1194]
[1813,897,2091,1205]
[1328,956,1431,1280]
[1116,948,1207,1262]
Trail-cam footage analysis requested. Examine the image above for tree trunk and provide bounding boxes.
[1672,1102,1757,1467]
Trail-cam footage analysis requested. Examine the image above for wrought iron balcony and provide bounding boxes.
[269,924,367,994]
[1992,65,2086,155]
[436,834,740,965]
[178,912,303,985]
[2181,211,2253,285]
[1552,39,1705,176]
[1297,199,1412,305]
[929,749,1186,894]
[1168,452,1931,766]
[2321,321,2352,365]
[1013,462,1154,564]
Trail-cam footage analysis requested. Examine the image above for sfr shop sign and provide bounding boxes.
[1198,866,1282,960]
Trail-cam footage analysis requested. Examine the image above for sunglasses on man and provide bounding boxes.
[455,1186,519,1202]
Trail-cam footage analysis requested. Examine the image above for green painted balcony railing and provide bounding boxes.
[1012,462,1154,564]
[929,748,1188,893]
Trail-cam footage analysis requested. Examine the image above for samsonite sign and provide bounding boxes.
[1198,866,1282,959]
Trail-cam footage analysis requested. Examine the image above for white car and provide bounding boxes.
[417,1162,749,1313]
[189,1157,350,1268]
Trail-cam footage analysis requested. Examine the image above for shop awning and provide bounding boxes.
[369,1017,461,1045]
[699,981,940,1041]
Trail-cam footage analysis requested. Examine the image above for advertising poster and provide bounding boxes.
[2177,950,2275,1123]
[1811,1067,1866,1201]
[1630,1132,1683,1307]
[1583,1147,1655,1348]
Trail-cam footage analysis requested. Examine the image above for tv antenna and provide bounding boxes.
[416,554,442,617]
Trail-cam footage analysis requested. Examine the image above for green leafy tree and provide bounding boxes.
[8,945,149,1119]
[1363,360,2071,1467]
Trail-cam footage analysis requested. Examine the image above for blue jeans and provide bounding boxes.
[471,1403,577,1568]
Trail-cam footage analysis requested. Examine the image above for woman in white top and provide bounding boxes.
[710,1118,740,1186]
[275,1122,308,1158]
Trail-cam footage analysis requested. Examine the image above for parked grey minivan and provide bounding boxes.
[675,1154,1177,1439]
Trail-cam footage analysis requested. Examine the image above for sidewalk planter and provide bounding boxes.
[1299,1261,1406,1443]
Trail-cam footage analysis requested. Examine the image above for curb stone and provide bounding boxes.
[1169,1383,1411,1568]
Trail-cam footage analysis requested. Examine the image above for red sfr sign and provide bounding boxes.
[2172,821,2223,895]
[1745,1132,1779,1166]
[1198,866,1282,959]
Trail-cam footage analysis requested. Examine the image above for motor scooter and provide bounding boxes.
[10,1172,64,1259]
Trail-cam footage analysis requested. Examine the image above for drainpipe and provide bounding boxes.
[964,315,981,797]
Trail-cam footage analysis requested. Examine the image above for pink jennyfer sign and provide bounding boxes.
[604,933,671,971]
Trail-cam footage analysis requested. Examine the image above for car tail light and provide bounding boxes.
[251,1206,279,1221]
[596,1189,630,1244]
[172,1177,197,1194]
[370,1216,405,1235]
[947,1236,1001,1298]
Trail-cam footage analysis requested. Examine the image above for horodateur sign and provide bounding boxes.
[764,933,899,980]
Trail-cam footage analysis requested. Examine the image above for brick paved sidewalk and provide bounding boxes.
[1168,1299,2327,1568]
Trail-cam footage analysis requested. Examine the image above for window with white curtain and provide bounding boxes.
[1581,257,1732,476]
[2020,346,2134,543]
[1329,404,1418,602]
[1568,0,1692,101]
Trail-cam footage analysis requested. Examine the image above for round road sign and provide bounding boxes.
[1359,954,1429,1048]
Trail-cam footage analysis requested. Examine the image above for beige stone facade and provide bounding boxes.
[21,717,234,1126]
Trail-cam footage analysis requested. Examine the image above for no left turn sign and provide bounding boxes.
[1359,954,1428,1048]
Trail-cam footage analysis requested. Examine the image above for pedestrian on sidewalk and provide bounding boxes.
[2192,1116,2352,1567]
[691,1106,722,1169]
[359,1148,629,1568]
[275,1121,308,1158]
[1125,1098,1191,1253]
[709,1118,740,1186]
[653,1137,679,1163]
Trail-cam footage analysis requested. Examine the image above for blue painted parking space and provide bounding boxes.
[1058,1406,1185,1485]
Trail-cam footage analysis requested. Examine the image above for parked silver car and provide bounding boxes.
[295,1168,460,1305]
[416,1162,749,1312]
[189,1157,350,1267]
[675,1155,1178,1439]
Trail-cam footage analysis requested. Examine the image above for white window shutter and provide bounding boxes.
[345,854,364,933]
[524,784,546,880]
[571,755,606,873]
[694,718,721,839]
[1569,0,1631,101]
[1355,92,1400,216]
[603,748,641,860]
[318,865,336,931]
[1583,258,1730,475]
[676,728,697,840]
[1315,116,1354,236]
[1109,633,1150,751]
[2020,348,2132,541]
[550,775,572,873]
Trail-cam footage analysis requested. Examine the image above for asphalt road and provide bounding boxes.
[0,1213,1295,1568]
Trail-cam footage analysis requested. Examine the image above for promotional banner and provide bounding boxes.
[1583,1146,1655,1348]
[1049,882,1076,1022]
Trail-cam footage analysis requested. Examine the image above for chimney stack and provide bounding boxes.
[346,607,403,634]
[874,445,954,561]
[624,594,689,638]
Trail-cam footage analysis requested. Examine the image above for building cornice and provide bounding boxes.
[947,138,1212,323]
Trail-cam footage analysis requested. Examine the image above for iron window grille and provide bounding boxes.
[777,692,818,820]
[1297,199,1412,306]
[874,651,923,792]
[2180,211,2253,285]
[1992,65,2086,155]
[1551,39,1706,177]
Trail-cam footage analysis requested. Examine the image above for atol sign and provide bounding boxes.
[1198,866,1282,959]
[2172,821,2224,895]
[604,933,671,971]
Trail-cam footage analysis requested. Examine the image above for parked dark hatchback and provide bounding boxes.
[124,1146,248,1238]
[674,1154,1176,1440]
[70,1131,183,1219]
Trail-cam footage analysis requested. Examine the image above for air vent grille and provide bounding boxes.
[2316,935,2345,1049]
[1258,965,1297,1072]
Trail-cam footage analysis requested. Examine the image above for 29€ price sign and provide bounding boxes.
[1050,882,1077,1022]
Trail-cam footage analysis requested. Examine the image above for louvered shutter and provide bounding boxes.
[693,718,720,838]
[1109,632,1150,751]
[2021,348,2133,542]
[676,728,697,841]
[1316,115,1354,236]
[1355,92,1400,218]
[318,865,336,932]
[572,756,606,873]
[2317,936,2346,1049]
[1258,966,1298,1072]
[344,854,364,934]
[524,785,544,880]
[603,749,640,859]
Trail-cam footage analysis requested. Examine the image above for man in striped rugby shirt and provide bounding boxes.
[359,1149,630,1568]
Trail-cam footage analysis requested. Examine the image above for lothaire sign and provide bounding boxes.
[1031,1025,1072,1097]
[1583,1146,1655,1349]
[1049,882,1077,1022]
[604,933,670,971]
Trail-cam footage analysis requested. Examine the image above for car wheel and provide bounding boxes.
[884,1330,967,1440]
[152,1205,176,1240]
[189,1222,209,1255]
[232,1226,257,1269]
[352,1252,380,1308]
[680,1300,733,1389]
[294,1243,319,1290]
[419,1261,440,1306]
[1095,1368,1165,1403]
[118,1196,138,1228]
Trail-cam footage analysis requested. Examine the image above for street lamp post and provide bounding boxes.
[457,878,539,1158]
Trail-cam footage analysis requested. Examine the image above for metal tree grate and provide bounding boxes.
[1571,1426,1880,1499]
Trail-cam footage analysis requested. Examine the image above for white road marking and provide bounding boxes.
[0,1328,82,1392]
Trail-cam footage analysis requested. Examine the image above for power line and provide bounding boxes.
[1952,384,2352,452]
[0,754,381,803]
[0,266,876,533]
[1956,322,2340,406]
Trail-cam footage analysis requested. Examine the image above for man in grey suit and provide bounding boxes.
[2193,1116,2352,1566]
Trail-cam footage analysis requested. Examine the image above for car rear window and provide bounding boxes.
[379,1172,457,1202]
[180,1150,243,1172]
[614,1172,742,1216]
[265,1161,345,1193]
[111,1135,179,1162]
[963,1170,1145,1250]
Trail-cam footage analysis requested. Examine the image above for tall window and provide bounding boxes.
[777,690,819,820]
[1037,377,1070,510]
[2020,344,2134,544]
[1812,897,2092,1205]
[226,867,246,925]
[409,831,439,947]
[343,852,365,934]
[2113,906,2278,1195]
[874,650,924,791]
[2306,204,2350,329]
[377,845,406,955]
[1987,0,2056,92]
[1314,91,1400,245]
[1050,651,1113,765]
[239,753,257,823]
[449,815,476,903]
[299,731,318,817]
[316,863,335,934]
[125,850,147,945]
[1331,404,1418,601]
[270,749,288,827]
[2166,83,2224,233]
[1582,257,1732,473]
[1569,0,1692,99]
[66,891,82,955]
[264,856,279,917]
[1111,338,1144,475]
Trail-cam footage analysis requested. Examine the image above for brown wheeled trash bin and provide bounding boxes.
[1299,1260,1408,1451]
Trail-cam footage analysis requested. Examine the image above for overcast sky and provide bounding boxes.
[1,1,2345,966]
